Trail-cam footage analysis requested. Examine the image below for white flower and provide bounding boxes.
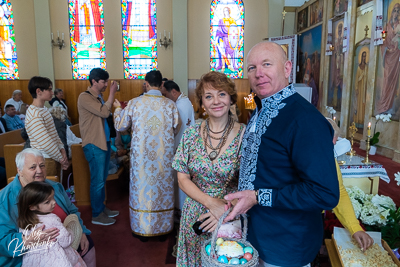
[346,186,366,202]
[371,195,396,212]
[395,172,400,186]
[376,114,381,120]
[350,198,362,219]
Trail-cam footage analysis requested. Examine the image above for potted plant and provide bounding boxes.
[369,114,391,155]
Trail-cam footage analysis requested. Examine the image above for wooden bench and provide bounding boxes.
[0,129,24,158]
[70,124,124,206]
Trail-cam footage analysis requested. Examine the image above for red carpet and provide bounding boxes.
[353,143,400,206]
[75,144,400,267]
[77,177,176,267]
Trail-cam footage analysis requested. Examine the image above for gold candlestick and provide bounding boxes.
[362,134,371,164]
[346,122,357,156]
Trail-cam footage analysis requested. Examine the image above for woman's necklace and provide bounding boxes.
[203,117,234,161]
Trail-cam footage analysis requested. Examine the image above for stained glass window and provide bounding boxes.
[121,0,157,79]
[0,1,18,80]
[69,0,106,79]
[210,0,244,79]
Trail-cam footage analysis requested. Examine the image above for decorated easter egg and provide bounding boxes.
[239,258,248,264]
[230,258,240,265]
[237,242,245,248]
[243,252,253,261]
[243,247,253,254]
[205,244,211,256]
[218,255,228,263]
[216,238,224,246]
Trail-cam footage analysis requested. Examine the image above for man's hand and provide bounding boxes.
[223,190,257,223]
[352,231,374,251]
[79,234,89,255]
[110,81,118,95]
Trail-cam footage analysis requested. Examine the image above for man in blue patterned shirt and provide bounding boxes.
[224,41,340,267]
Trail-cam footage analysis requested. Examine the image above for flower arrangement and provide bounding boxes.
[325,106,337,119]
[395,172,400,186]
[371,114,392,146]
[346,186,400,248]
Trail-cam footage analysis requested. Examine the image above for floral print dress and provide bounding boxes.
[172,122,244,267]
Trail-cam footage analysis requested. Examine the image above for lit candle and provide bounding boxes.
[333,117,336,122]
[367,122,371,136]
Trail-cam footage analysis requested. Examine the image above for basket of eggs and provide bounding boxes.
[201,208,259,266]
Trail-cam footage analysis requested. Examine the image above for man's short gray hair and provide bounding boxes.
[15,148,44,171]
[13,90,22,96]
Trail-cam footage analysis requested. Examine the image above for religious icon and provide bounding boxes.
[333,0,348,16]
[310,0,323,26]
[358,0,373,7]
[374,0,400,119]
[210,1,244,79]
[350,45,369,130]
[328,19,344,111]
[297,25,322,107]
[297,8,308,32]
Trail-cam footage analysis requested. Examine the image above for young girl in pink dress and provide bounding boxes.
[18,181,86,267]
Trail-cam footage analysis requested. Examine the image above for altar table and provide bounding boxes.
[337,154,390,195]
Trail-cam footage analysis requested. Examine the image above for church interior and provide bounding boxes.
[1,0,400,266]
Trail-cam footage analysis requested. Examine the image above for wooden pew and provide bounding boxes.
[4,144,24,179]
[0,129,24,158]
[70,124,124,206]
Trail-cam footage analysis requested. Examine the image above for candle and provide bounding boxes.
[51,32,53,40]
[169,32,170,39]
[367,122,371,136]
[57,31,59,38]
[333,117,336,122]
[164,30,166,37]
[62,33,64,40]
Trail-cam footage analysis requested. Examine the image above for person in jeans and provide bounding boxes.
[77,68,118,226]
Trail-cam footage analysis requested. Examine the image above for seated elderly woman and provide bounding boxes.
[49,88,72,126]
[0,148,95,267]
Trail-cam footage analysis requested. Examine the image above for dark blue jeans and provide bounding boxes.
[83,142,111,217]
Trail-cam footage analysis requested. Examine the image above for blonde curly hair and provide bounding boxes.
[49,106,67,122]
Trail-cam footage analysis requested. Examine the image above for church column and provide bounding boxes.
[33,0,55,84]
[340,0,357,136]
[172,0,188,95]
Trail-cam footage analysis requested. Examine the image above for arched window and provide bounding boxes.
[121,0,157,79]
[210,0,244,79]
[69,0,106,79]
[0,1,18,80]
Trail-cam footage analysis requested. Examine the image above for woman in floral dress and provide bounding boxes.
[172,71,245,266]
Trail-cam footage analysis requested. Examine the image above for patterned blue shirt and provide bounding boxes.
[238,84,339,266]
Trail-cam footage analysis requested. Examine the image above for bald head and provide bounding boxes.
[247,41,287,66]
[246,41,292,99]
